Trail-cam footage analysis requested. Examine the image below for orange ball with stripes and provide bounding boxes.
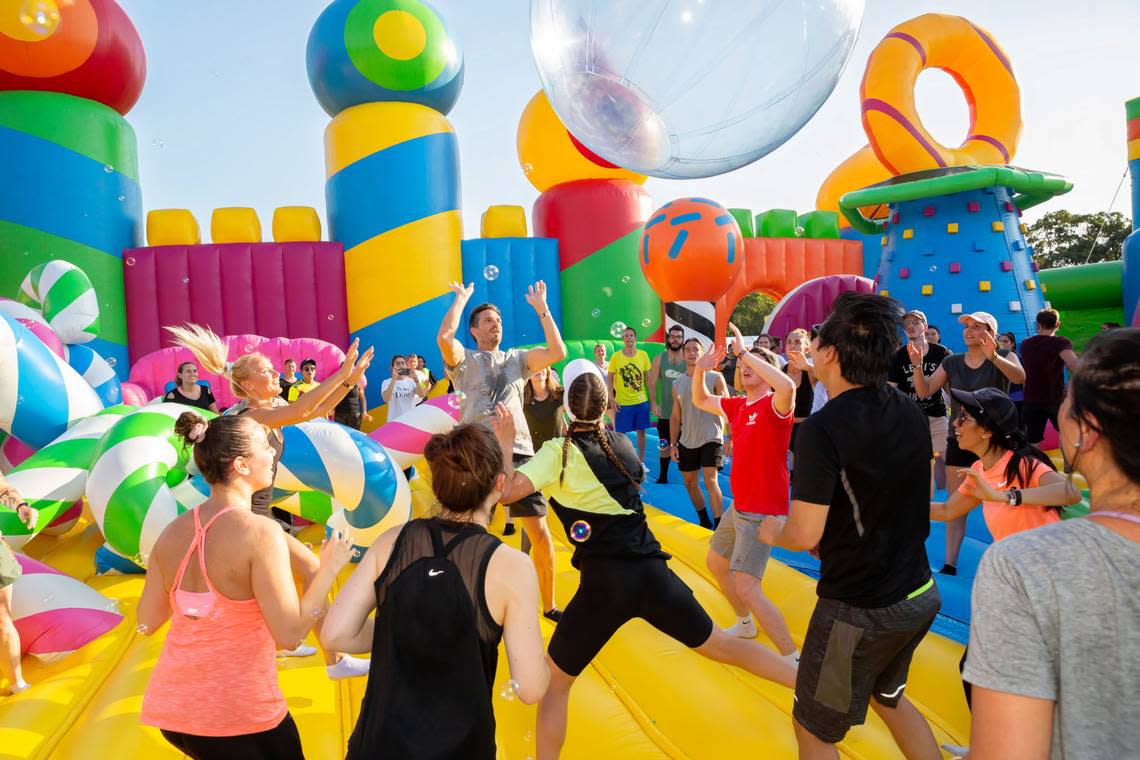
[639,198,743,302]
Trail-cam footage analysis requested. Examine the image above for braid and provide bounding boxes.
[592,423,638,486]
[560,434,573,486]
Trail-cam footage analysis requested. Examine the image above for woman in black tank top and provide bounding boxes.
[321,423,549,758]
[167,324,375,679]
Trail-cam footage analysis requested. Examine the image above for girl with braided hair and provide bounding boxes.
[491,367,796,759]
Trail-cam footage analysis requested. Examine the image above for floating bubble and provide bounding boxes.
[103,164,114,173]
[125,257,136,266]
[591,308,601,318]
[136,623,150,635]
[641,318,652,328]
[243,344,254,353]
[106,357,117,367]
[41,593,55,605]
[929,265,937,273]
[483,264,500,281]
[447,391,467,410]
[16,395,24,405]
[609,321,627,339]
[570,520,592,542]
[327,314,335,320]
[524,730,534,743]
[181,277,189,284]
[621,275,632,284]
[499,679,520,701]
[118,195,126,202]
[103,599,122,613]
[152,139,165,149]
[658,439,669,450]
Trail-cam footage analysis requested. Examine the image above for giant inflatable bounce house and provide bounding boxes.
[0,1,1131,757]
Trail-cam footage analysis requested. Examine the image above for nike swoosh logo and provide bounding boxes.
[428,569,444,577]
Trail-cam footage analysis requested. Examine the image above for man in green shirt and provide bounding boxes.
[647,325,686,483]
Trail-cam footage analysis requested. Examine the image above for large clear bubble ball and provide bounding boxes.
[530,0,864,179]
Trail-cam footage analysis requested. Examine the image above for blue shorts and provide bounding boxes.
[616,401,651,433]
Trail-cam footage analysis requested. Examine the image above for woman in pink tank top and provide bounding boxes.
[137,411,355,759]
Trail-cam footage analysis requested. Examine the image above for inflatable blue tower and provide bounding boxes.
[838,167,1073,352]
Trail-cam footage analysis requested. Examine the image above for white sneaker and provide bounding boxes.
[327,655,371,680]
[725,617,757,638]
[277,644,318,658]
[3,680,30,696]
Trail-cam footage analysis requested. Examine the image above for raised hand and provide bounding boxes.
[340,338,360,375]
[787,350,810,372]
[489,402,516,442]
[524,281,549,313]
[727,322,746,357]
[347,347,374,384]
[906,340,923,366]
[695,345,725,372]
[978,330,998,360]
[449,281,475,303]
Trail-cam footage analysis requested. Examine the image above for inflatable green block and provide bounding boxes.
[754,209,799,238]
[797,210,840,239]
[729,208,755,237]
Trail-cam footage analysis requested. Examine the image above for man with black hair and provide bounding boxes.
[286,358,319,401]
[757,293,941,759]
[1020,308,1079,444]
[437,280,567,622]
[647,325,686,483]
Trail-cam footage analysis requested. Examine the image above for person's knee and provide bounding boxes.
[732,570,761,599]
[706,549,727,575]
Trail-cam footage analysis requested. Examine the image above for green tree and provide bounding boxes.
[1025,210,1131,270]
[728,291,776,335]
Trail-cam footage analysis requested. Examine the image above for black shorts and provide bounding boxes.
[793,582,940,744]
[1021,402,1059,445]
[548,556,714,677]
[790,422,801,452]
[944,435,979,468]
[507,453,547,518]
[678,441,723,472]
[161,712,304,760]
[656,417,673,456]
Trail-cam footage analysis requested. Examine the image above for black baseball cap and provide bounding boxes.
[950,387,1019,436]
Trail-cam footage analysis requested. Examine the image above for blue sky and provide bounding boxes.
[124,0,1140,239]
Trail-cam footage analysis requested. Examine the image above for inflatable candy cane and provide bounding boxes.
[0,406,134,549]
[0,312,102,448]
[368,394,461,470]
[10,554,123,662]
[66,344,123,407]
[17,260,100,345]
[86,403,211,564]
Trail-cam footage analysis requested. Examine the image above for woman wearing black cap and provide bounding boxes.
[930,387,1080,543]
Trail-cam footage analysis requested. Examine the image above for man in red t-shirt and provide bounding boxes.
[1020,308,1079,444]
[691,323,798,660]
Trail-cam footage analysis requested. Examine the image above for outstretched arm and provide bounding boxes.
[692,348,727,418]
[438,281,474,369]
[911,344,947,399]
[244,342,374,429]
[523,281,568,372]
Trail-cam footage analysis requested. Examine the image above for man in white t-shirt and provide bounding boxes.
[381,355,425,421]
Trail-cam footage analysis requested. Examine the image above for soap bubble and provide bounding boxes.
[136,623,150,635]
[641,318,652,328]
[621,275,632,284]
[243,344,254,353]
[106,357,117,367]
[591,308,601,318]
[151,139,165,149]
[118,195,126,202]
[327,314,335,320]
[103,164,114,173]
[447,391,467,410]
[570,520,592,542]
[929,265,938,273]
[531,0,864,178]
[181,277,189,284]
[499,679,520,701]
[124,257,136,266]
[658,439,669,450]
[609,321,627,339]
[483,264,500,281]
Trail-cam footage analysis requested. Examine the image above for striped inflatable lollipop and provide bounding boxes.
[367,394,460,470]
[0,405,134,549]
[17,261,101,345]
[0,312,102,449]
[10,554,123,662]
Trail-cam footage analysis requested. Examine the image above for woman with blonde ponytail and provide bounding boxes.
[167,323,375,680]
[490,371,797,759]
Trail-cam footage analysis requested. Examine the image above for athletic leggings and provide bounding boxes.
[160,713,304,760]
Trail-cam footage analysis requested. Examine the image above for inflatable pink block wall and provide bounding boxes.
[129,334,354,409]
[122,242,349,363]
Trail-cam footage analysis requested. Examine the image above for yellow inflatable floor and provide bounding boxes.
[2,500,970,760]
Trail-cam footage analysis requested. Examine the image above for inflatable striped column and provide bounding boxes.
[665,301,716,346]
[324,103,462,411]
[307,0,465,414]
[1122,97,1140,325]
[0,0,145,377]
[0,312,103,449]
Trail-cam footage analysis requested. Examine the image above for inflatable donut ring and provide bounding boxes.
[860,13,1021,175]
